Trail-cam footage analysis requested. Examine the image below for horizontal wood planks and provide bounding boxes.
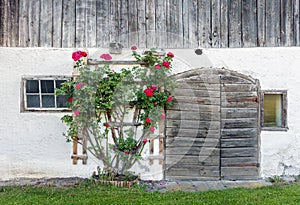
[165,70,221,180]
[1,0,300,48]
[165,68,260,180]
[220,72,259,180]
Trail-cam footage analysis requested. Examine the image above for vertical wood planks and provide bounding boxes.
[241,0,257,47]
[211,0,221,48]
[62,0,75,47]
[119,0,129,48]
[257,0,266,46]
[128,0,138,47]
[220,0,229,47]
[18,0,29,47]
[96,0,110,47]
[155,0,167,48]
[86,0,97,48]
[280,0,294,46]
[137,0,146,48]
[146,0,156,48]
[7,0,19,46]
[294,0,300,46]
[75,0,86,48]
[1,0,300,48]
[198,0,211,48]
[228,0,242,47]
[265,0,281,46]
[53,0,63,47]
[40,0,53,47]
[28,0,40,47]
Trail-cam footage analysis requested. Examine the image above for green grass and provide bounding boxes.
[0,182,299,205]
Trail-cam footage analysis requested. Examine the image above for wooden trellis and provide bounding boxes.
[71,56,165,165]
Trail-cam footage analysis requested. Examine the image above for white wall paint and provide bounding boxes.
[0,47,299,180]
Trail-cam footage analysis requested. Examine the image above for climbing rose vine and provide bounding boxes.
[56,47,176,177]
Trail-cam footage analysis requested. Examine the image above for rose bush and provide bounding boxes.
[56,48,175,177]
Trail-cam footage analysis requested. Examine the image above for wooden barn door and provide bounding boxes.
[165,68,260,181]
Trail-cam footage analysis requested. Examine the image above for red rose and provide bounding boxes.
[162,61,170,68]
[131,45,137,50]
[167,52,174,58]
[72,51,81,61]
[100,54,112,60]
[144,88,153,97]
[145,117,151,123]
[155,64,161,69]
[68,97,73,103]
[167,96,173,102]
[80,51,87,57]
[105,123,110,128]
[143,138,148,144]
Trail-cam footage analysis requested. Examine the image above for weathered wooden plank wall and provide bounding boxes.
[1,0,300,48]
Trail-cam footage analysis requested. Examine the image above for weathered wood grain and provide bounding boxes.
[266,0,281,46]
[166,155,220,166]
[221,84,257,92]
[242,0,257,47]
[198,0,211,47]
[155,0,167,48]
[294,0,300,46]
[166,137,220,147]
[1,0,300,48]
[221,167,258,177]
[221,138,257,148]
[221,147,258,157]
[53,0,62,47]
[220,75,253,84]
[228,0,242,47]
[86,0,97,47]
[221,108,257,119]
[174,88,220,98]
[257,0,266,46]
[75,0,86,47]
[221,156,258,167]
[137,0,146,48]
[280,0,293,46]
[174,96,220,105]
[221,118,258,129]
[145,0,155,48]
[165,166,220,177]
[166,147,220,156]
[166,110,220,121]
[169,102,220,112]
[119,0,128,47]
[220,0,229,47]
[166,128,220,138]
[221,128,257,138]
[7,0,19,46]
[128,0,138,47]
[174,84,220,92]
[96,0,110,47]
[40,0,53,47]
[166,120,220,130]
[62,0,75,47]
[211,0,221,47]
[18,0,29,47]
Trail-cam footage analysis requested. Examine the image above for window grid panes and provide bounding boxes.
[24,77,69,111]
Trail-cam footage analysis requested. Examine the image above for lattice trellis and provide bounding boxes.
[71,56,165,165]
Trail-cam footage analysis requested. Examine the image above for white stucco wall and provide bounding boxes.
[0,47,299,180]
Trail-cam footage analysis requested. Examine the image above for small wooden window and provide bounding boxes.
[261,90,288,131]
[22,76,71,111]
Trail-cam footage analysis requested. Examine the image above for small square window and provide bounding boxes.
[261,90,287,131]
[22,76,71,111]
